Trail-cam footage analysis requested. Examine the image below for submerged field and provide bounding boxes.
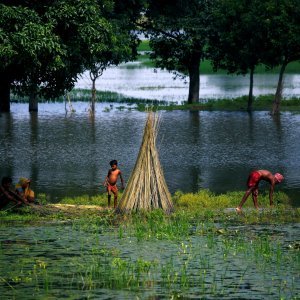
[0,190,299,299]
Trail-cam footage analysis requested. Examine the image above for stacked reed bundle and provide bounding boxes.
[116,112,174,214]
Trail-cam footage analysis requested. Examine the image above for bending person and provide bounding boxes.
[236,170,284,212]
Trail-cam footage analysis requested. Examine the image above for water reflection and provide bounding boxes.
[75,67,300,101]
[1,103,300,205]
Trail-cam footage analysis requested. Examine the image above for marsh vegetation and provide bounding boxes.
[0,190,299,299]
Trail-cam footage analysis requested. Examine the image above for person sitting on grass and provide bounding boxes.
[0,176,28,209]
[103,160,124,208]
[15,177,36,203]
[236,170,284,213]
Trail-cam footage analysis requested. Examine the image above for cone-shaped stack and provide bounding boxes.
[116,112,173,214]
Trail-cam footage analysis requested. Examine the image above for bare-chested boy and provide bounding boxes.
[103,160,124,208]
[236,169,284,213]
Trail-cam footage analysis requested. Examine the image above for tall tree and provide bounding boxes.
[0,3,66,112]
[261,0,300,115]
[86,0,143,113]
[0,0,114,112]
[209,0,269,112]
[140,0,215,104]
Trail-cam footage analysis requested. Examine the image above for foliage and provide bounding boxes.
[208,0,300,112]
[209,0,268,75]
[140,0,216,103]
[85,0,143,112]
[261,0,300,68]
[0,0,136,107]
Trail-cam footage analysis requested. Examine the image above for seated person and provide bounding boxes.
[0,176,25,209]
[15,177,35,203]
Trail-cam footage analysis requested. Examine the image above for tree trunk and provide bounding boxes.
[29,92,38,112]
[272,61,287,115]
[0,73,11,112]
[247,66,254,112]
[91,78,96,113]
[187,53,201,104]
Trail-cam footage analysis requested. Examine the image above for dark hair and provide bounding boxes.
[109,160,118,166]
[1,176,12,185]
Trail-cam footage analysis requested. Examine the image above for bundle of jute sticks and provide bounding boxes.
[116,112,173,214]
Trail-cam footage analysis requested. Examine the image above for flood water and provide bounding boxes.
[75,63,300,101]
[0,222,299,299]
[1,102,300,206]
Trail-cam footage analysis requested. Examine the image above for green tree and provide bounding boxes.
[86,0,143,114]
[209,0,269,112]
[0,0,113,112]
[261,0,300,115]
[0,3,66,112]
[140,0,215,104]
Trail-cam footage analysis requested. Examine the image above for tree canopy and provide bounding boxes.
[0,0,137,112]
[0,0,299,112]
[140,0,216,104]
[208,0,300,113]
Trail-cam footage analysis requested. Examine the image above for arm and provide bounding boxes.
[119,172,125,189]
[2,186,27,205]
[103,170,111,186]
[11,189,30,205]
[103,176,108,186]
[269,183,275,206]
[0,186,18,204]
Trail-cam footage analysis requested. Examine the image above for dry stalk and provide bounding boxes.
[116,112,173,214]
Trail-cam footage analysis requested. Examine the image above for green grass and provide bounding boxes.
[0,189,298,225]
[135,95,300,112]
[137,40,151,52]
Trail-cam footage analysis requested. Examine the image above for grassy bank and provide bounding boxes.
[135,95,300,112]
[0,189,298,225]
[10,90,300,112]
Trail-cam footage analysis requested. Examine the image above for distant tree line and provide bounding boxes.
[0,0,299,114]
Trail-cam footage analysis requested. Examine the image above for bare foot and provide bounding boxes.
[235,207,242,214]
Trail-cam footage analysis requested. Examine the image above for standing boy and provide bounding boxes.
[236,169,284,213]
[103,160,124,208]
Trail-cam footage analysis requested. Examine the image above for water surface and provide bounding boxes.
[1,103,299,205]
[0,222,299,299]
[75,64,300,101]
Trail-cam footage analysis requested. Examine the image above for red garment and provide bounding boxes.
[107,183,118,195]
[247,171,261,188]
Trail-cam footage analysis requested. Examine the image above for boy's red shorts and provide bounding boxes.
[107,183,118,195]
[247,171,261,188]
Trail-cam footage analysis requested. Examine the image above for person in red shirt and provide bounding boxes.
[236,170,284,213]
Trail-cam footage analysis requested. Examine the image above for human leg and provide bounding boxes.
[252,188,259,209]
[113,195,118,208]
[107,186,112,207]
[236,187,253,212]
[111,187,118,208]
